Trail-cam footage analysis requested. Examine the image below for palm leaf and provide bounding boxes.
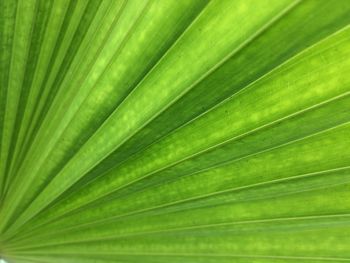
[1,0,350,262]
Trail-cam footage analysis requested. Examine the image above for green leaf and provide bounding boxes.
[1,0,350,262]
